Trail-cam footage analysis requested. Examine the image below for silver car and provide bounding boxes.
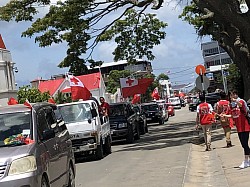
[0,102,75,187]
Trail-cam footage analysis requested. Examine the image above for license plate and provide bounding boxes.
[147,118,152,120]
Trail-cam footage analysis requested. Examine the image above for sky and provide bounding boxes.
[0,0,210,89]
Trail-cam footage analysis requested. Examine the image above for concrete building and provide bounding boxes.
[0,34,17,106]
[201,41,233,93]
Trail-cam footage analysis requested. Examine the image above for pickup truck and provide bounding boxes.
[56,100,111,160]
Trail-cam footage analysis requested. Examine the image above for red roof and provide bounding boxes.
[39,79,64,95]
[0,34,6,49]
[38,72,101,96]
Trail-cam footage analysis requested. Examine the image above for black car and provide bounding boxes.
[189,98,200,111]
[132,105,148,135]
[141,103,165,125]
[109,103,140,143]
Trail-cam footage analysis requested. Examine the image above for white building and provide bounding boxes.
[0,34,17,106]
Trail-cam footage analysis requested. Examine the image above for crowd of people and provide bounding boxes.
[195,90,250,169]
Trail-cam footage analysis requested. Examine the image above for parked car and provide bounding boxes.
[0,103,75,187]
[158,103,169,121]
[141,103,165,125]
[132,105,148,135]
[109,103,140,143]
[57,100,111,160]
[168,97,182,109]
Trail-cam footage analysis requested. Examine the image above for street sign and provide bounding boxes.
[195,65,206,75]
[195,75,210,91]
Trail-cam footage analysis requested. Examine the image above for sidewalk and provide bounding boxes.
[183,126,250,187]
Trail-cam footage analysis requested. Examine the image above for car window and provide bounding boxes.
[37,109,53,141]
[58,103,91,123]
[109,104,125,116]
[0,111,32,146]
[141,104,159,111]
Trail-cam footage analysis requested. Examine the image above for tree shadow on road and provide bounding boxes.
[112,120,226,153]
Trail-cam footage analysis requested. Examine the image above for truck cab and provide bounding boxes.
[56,100,111,160]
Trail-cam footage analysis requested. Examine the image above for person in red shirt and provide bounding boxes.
[100,97,110,117]
[215,91,233,148]
[195,94,214,151]
[222,90,250,168]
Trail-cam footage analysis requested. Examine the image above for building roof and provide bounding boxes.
[38,72,101,95]
[0,34,6,49]
[87,59,145,69]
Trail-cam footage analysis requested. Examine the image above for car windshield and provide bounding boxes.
[109,105,125,117]
[169,98,179,103]
[58,103,92,124]
[0,111,32,147]
[141,104,159,111]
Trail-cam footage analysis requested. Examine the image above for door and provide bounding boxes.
[37,108,60,186]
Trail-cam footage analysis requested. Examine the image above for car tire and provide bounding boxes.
[159,118,164,125]
[41,175,49,187]
[126,125,134,144]
[67,164,75,187]
[96,139,104,160]
[104,136,112,155]
[135,124,140,140]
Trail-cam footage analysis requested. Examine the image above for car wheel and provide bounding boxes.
[126,125,134,144]
[67,164,75,187]
[41,176,49,187]
[135,124,140,140]
[104,136,112,155]
[96,139,104,160]
[159,119,163,125]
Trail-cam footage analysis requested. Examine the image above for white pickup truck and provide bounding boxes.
[56,100,111,160]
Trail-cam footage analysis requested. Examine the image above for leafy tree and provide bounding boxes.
[54,91,72,104]
[179,0,250,99]
[17,85,51,103]
[0,0,165,74]
[226,63,244,97]
[100,9,167,63]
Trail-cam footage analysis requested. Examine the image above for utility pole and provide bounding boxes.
[217,42,227,94]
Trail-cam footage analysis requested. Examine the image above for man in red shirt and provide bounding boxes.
[215,91,233,148]
[195,94,214,151]
[100,97,110,116]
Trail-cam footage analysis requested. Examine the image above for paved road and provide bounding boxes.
[75,107,198,187]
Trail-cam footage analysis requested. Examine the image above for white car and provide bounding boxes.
[168,97,181,109]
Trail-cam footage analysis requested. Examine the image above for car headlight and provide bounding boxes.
[8,155,37,176]
[118,123,127,128]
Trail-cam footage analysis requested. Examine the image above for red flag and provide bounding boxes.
[48,98,56,104]
[132,94,141,104]
[67,74,91,101]
[120,78,153,98]
[8,97,18,105]
[151,87,160,100]
[24,99,32,108]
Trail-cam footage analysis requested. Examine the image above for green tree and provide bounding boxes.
[226,63,244,97]
[17,85,51,103]
[54,91,72,104]
[0,0,165,74]
[100,9,167,63]
[179,1,250,99]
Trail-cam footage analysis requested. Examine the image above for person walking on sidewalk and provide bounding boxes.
[195,94,214,151]
[215,91,233,148]
[222,90,250,168]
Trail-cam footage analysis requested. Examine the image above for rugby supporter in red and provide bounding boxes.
[100,97,110,116]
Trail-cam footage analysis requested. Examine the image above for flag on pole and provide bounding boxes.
[132,94,141,104]
[120,77,153,98]
[67,74,91,101]
[151,87,160,100]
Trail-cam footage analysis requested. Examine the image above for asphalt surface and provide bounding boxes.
[75,106,250,187]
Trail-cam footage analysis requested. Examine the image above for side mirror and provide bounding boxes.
[91,109,98,118]
[42,129,55,141]
[88,119,92,124]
